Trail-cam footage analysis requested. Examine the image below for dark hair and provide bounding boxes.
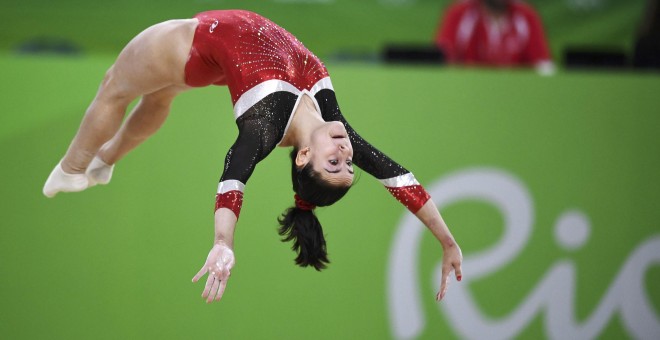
[277,148,351,271]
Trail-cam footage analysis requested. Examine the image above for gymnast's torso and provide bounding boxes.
[183,10,429,215]
[185,10,329,106]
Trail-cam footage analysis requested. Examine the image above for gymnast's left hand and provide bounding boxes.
[192,242,235,303]
[437,243,462,301]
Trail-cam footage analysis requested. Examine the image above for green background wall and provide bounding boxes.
[0,0,648,63]
[1,1,659,339]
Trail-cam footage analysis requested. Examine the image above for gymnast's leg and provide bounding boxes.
[87,85,188,185]
[42,68,138,198]
[43,18,196,197]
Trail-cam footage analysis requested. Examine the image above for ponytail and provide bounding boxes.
[277,148,351,270]
[277,207,329,271]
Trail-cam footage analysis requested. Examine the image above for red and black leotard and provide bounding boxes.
[184,10,430,218]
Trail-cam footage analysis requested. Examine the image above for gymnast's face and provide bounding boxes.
[298,121,354,187]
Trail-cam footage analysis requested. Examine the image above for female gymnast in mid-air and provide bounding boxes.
[43,10,463,303]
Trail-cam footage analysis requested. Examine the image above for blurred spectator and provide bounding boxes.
[633,0,660,70]
[434,0,554,73]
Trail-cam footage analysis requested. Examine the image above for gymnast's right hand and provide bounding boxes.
[192,241,235,303]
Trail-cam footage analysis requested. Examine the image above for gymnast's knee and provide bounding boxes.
[93,67,137,108]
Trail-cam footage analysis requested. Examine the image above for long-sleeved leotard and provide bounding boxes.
[184,10,430,218]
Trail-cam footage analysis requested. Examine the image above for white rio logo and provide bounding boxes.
[388,168,660,339]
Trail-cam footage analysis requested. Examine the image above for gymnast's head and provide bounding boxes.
[295,120,354,186]
[277,120,354,271]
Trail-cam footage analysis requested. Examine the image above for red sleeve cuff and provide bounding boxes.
[386,184,431,213]
[215,190,244,218]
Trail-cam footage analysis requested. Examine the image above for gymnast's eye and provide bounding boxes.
[346,160,352,167]
[329,159,338,166]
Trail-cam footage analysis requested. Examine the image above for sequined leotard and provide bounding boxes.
[184,10,430,217]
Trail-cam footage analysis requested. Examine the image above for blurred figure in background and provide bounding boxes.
[434,0,554,73]
[633,0,660,70]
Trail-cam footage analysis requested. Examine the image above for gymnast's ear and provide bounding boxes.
[295,147,311,167]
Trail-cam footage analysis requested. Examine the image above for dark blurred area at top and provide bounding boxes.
[384,0,659,72]
[1,0,657,71]
[633,0,660,69]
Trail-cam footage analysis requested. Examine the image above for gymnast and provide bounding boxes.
[43,9,463,303]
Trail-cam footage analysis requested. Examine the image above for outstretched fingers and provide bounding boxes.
[206,275,221,303]
[192,264,208,283]
[437,256,463,301]
[437,266,452,301]
[214,271,230,302]
[193,244,235,303]
[455,262,463,283]
[205,268,231,303]
[202,270,215,299]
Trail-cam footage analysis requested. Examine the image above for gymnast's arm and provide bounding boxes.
[192,115,277,303]
[315,89,462,300]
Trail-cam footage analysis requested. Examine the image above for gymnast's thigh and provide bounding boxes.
[98,19,197,102]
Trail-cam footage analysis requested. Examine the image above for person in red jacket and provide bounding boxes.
[435,0,554,72]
